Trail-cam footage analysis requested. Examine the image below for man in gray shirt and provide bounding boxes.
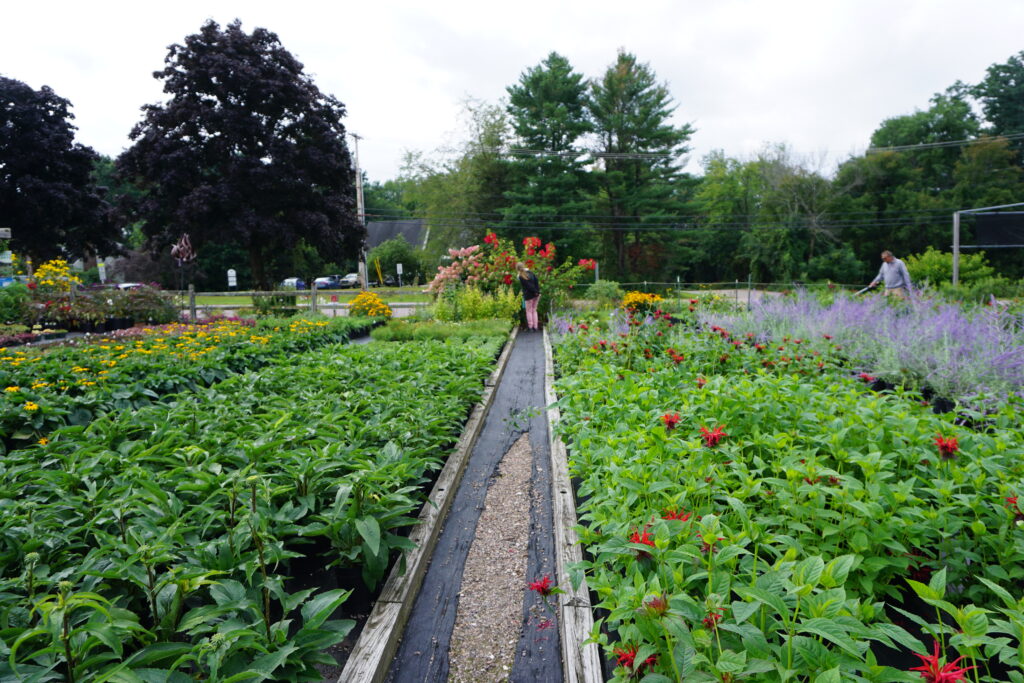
[868,250,912,299]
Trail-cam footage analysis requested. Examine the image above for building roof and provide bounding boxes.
[366,219,428,250]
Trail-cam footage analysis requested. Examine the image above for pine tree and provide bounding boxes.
[588,50,694,277]
[502,52,594,258]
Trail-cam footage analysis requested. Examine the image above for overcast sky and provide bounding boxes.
[4,0,1024,182]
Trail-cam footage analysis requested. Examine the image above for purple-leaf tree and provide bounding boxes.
[117,19,364,289]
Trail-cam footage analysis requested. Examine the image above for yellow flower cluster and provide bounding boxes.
[621,291,664,312]
[349,291,393,319]
[2,320,340,401]
[32,259,82,292]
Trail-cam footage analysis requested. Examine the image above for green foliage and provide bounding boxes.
[0,336,501,678]
[940,276,1024,302]
[370,318,511,342]
[0,317,374,447]
[551,312,1024,680]
[252,290,299,317]
[367,236,426,284]
[433,285,520,322]
[0,282,30,323]
[904,246,994,286]
[585,279,625,307]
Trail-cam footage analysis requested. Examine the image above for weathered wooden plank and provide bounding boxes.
[542,330,604,683]
[336,600,403,683]
[338,328,518,683]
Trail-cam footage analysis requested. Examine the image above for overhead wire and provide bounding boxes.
[866,132,1024,154]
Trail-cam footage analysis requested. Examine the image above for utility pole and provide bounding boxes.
[350,132,368,291]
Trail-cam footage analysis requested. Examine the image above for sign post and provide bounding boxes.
[227,268,237,290]
[396,262,403,288]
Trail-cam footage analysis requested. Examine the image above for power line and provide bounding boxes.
[368,215,955,233]
[866,132,1024,154]
[365,206,962,222]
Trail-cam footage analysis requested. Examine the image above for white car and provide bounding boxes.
[339,273,360,288]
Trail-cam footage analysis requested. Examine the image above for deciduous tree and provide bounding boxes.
[117,19,363,289]
[0,77,115,263]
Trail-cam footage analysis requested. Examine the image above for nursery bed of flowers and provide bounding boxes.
[0,317,374,450]
[0,335,503,681]
[552,304,1024,681]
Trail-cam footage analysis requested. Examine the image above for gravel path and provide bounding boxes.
[447,433,533,682]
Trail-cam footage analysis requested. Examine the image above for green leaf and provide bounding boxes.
[248,644,299,678]
[906,579,941,602]
[928,567,947,598]
[978,577,1017,609]
[814,666,842,683]
[734,586,789,622]
[300,589,352,630]
[730,600,760,625]
[716,649,746,673]
[355,517,381,556]
[798,617,863,658]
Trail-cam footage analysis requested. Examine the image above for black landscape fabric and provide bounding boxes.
[386,330,563,683]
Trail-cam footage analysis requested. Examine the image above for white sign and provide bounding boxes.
[396,263,403,275]
[0,251,11,265]
[0,228,10,239]
[227,268,237,287]
[97,262,107,283]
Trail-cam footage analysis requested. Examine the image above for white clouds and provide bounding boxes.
[3,0,1023,181]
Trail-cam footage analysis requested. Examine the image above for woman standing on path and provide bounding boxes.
[517,262,541,330]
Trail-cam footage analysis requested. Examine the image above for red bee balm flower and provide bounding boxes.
[661,508,692,521]
[702,606,725,630]
[613,645,657,674]
[700,425,727,447]
[858,372,876,383]
[934,435,959,460]
[661,413,680,430]
[629,525,656,559]
[483,231,499,246]
[529,575,554,597]
[909,641,975,682]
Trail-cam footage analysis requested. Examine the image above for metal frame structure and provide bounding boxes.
[953,201,1024,285]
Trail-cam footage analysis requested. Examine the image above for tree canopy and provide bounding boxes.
[500,52,593,254]
[589,50,696,276]
[117,19,363,289]
[0,76,115,263]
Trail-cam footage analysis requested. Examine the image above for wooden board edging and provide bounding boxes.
[338,327,518,683]
[542,330,604,682]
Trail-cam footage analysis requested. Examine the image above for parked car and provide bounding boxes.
[280,277,306,290]
[368,275,397,287]
[339,273,360,288]
[313,274,344,289]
